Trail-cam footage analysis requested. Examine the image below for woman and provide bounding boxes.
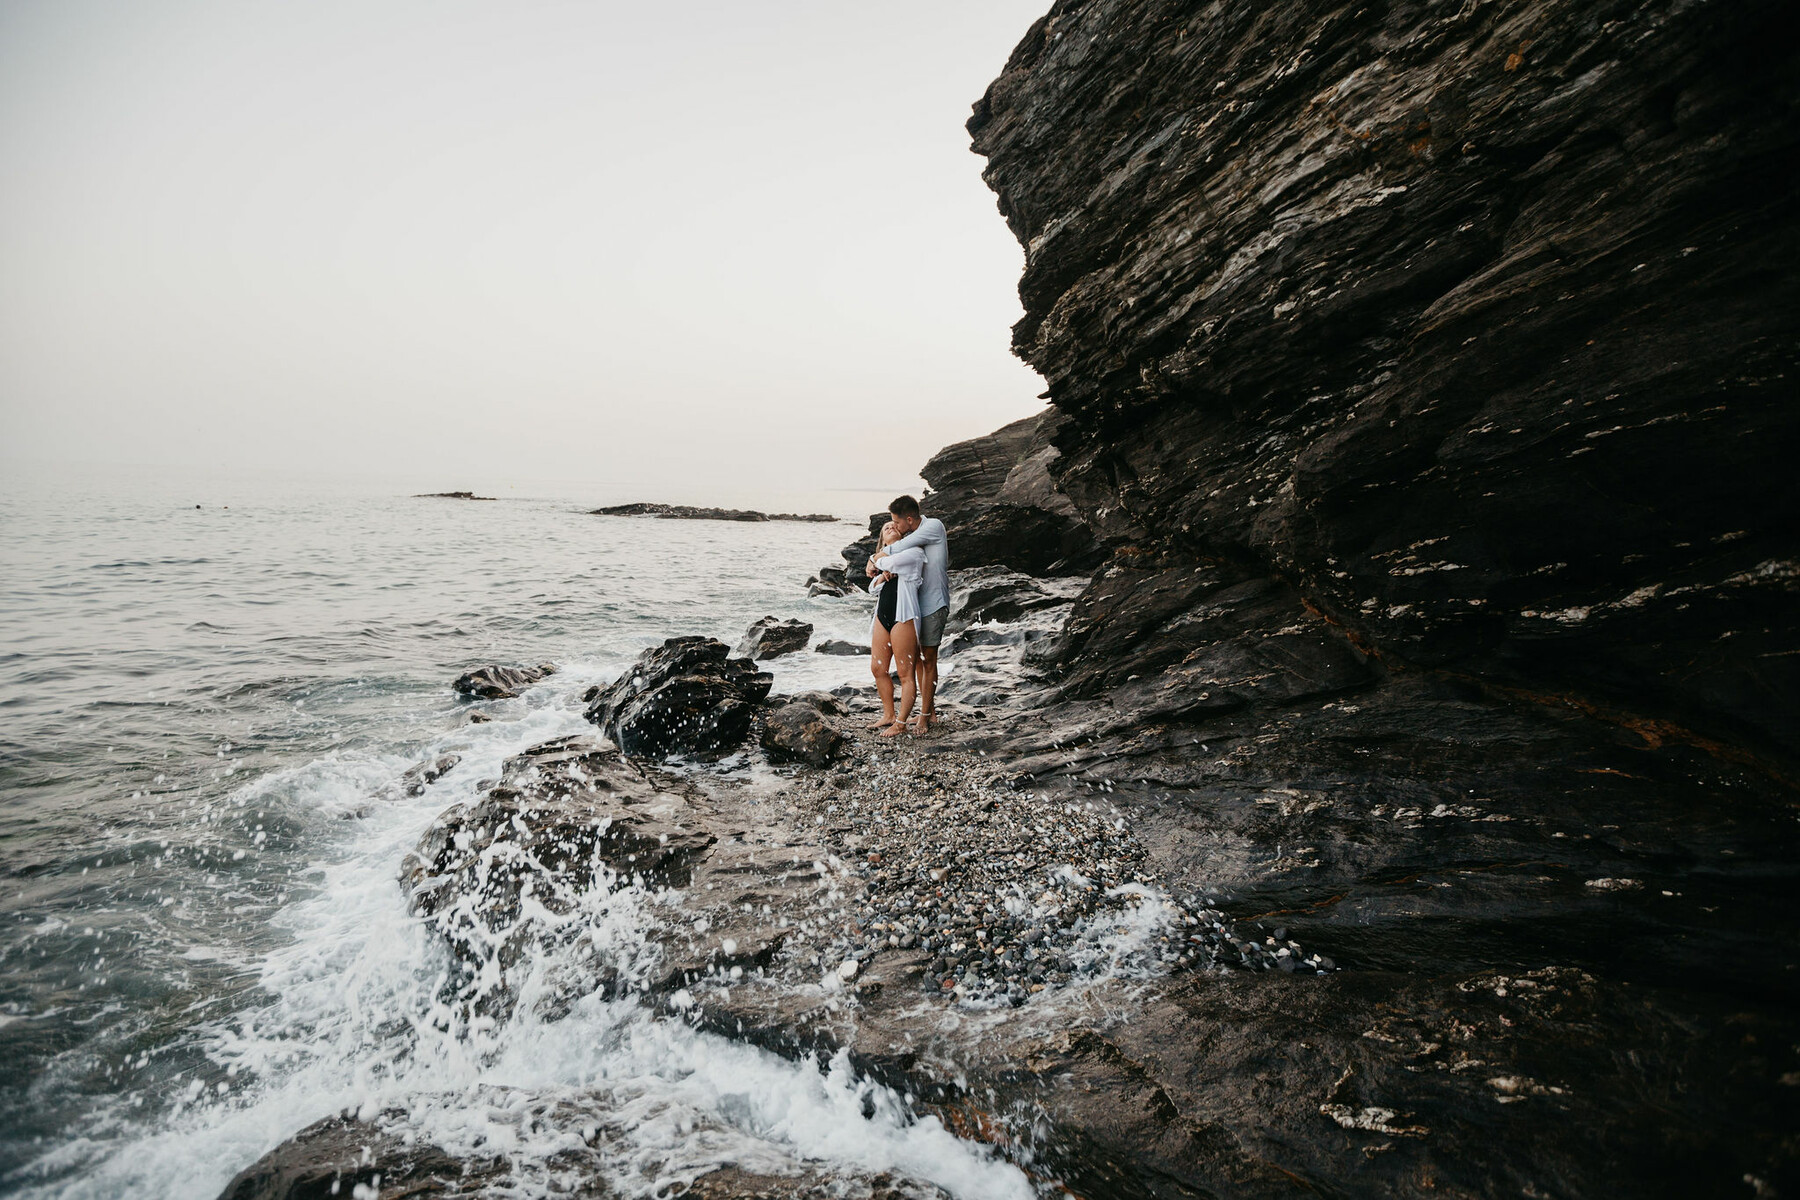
[868,521,927,738]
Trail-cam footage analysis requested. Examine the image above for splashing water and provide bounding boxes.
[1,473,1031,1199]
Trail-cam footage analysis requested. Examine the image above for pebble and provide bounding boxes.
[756,711,1336,1007]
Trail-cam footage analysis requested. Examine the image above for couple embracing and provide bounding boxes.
[865,494,948,737]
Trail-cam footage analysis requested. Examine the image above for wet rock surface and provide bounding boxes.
[583,637,772,758]
[399,737,715,1011]
[396,753,461,797]
[216,1113,488,1200]
[216,1108,953,1200]
[758,698,844,768]
[813,639,868,657]
[944,566,1084,631]
[734,616,813,661]
[452,663,557,700]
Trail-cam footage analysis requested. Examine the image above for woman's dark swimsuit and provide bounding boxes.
[876,575,897,632]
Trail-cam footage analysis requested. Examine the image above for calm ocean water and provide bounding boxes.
[0,469,1031,1199]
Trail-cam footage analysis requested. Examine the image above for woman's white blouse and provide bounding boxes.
[871,546,927,631]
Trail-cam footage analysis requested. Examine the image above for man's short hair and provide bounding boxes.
[888,495,921,520]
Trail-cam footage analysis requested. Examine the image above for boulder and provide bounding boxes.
[805,565,850,597]
[945,565,1067,629]
[915,410,1102,576]
[813,639,869,657]
[214,1113,484,1200]
[734,615,813,660]
[759,699,844,767]
[451,663,556,700]
[400,737,715,1007]
[584,636,771,758]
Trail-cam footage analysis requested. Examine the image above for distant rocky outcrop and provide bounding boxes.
[593,502,837,523]
[415,491,496,500]
[583,636,771,758]
[452,663,556,700]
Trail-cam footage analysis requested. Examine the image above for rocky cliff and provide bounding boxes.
[969,0,1799,759]
[949,0,1800,1194]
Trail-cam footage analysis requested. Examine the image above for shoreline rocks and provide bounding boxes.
[583,636,771,758]
[452,663,556,700]
[813,639,868,657]
[758,695,844,767]
[734,615,813,660]
[414,491,496,500]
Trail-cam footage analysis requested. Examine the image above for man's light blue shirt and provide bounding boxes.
[885,517,950,616]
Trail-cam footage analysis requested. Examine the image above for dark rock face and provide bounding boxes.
[414,490,495,500]
[451,663,556,700]
[917,408,1101,576]
[214,1109,936,1200]
[592,502,836,523]
[805,565,849,597]
[956,0,1800,1192]
[759,698,844,767]
[822,408,1103,590]
[583,637,771,758]
[969,0,1800,757]
[944,565,1078,629]
[734,615,813,660]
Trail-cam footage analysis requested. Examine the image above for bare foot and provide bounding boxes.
[867,715,896,729]
[910,715,929,736]
[878,722,907,738]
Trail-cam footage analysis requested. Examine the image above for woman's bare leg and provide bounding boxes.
[881,620,918,736]
[869,625,896,727]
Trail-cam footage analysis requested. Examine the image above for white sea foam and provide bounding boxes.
[14,670,1033,1200]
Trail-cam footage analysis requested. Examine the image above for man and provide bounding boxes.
[869,494,948,733]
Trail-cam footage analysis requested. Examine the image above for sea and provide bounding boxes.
[0,467,1036,1199]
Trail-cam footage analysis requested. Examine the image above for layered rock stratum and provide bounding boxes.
[941,0,1800,1193]
[969,0,1798,756]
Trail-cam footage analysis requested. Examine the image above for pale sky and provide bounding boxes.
[0,0,1050,492]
